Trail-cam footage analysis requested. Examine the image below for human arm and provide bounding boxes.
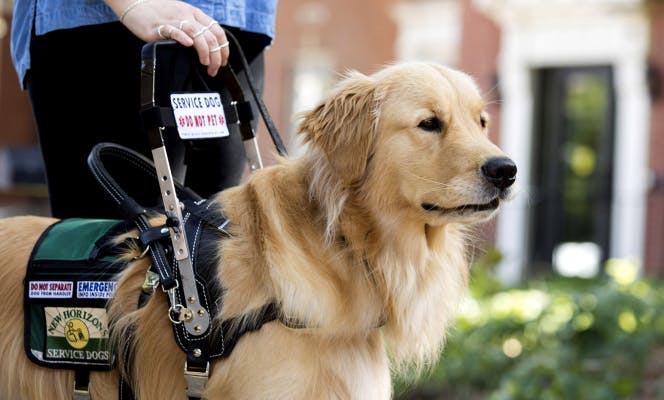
[104,0,229,76]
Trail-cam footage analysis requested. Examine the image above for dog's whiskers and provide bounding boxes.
[404,171,456,190]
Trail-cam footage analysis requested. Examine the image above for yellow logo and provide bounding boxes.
[64,319,89,349]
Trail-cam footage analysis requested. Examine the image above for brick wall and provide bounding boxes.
[645,4,664,276]
[262,0,397,164]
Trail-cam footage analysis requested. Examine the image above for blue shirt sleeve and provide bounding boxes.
[10,0,278,89]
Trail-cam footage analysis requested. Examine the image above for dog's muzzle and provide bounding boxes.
[481,157,517,190]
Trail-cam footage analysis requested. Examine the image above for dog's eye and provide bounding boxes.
[480,113,489,129]
[417,117,443,133]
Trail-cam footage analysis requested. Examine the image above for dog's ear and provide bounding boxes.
[298,72,379,183]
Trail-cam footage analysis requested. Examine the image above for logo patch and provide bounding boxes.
[65,318,90,349]
[77,281,117,299]
[29,281,73,298]
[44,307,111,363]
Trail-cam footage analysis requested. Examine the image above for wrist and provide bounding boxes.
[117,0,151,23]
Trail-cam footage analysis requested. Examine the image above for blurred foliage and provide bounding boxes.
[394,252,664,400]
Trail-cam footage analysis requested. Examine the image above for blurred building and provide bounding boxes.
[262,0,664,281]
[466,0,663,282]
[1,0,663,279]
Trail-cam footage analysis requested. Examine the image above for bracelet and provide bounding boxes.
[120,0,150,23]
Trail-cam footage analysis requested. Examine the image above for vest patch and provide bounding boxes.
[77,281,117,299]
[28,281,74,298]
[43,307,111,363]
[24,218,130,370]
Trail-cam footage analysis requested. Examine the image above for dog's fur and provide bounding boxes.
[0,62,513,399]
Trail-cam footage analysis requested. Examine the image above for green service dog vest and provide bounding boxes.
[24,218,129,370]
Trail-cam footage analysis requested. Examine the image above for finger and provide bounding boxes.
[156,23,193,46]
[207,22,230,67]
[197,30,223,76]
[207,50,221,76]
[156,24,166,39]
[179,21,212,66]
[167,26,194,47]
[178,20,191,31]
[208,41,230,76]
[192,9,230,68]
[192,25,225,75]
[193,29,213,69]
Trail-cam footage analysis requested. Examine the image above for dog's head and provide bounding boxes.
[298,62,516,227]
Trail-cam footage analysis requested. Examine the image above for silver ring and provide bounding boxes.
[206,20,219,29]
[179,20,190,30]
[192,26,208,38]
[157,24,167,39]
[210,41,230,52]
[157,24,175,39]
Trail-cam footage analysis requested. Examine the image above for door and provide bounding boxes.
[529,66,615,275]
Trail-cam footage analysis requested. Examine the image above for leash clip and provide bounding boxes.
[165,282,194,324]
[169,304,194,324]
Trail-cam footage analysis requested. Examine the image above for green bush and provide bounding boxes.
[394,255,664,400]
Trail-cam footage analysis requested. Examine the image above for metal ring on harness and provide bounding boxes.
[163,279,184,323]
[133,243,151,260]
[169,304,185,324]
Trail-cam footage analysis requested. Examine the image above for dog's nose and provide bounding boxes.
[481,157,517,190]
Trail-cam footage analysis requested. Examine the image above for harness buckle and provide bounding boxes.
[73,385,90,400]
[142,268,160,294]
[184,361,210,398]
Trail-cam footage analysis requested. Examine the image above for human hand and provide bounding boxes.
[107,0,229,76]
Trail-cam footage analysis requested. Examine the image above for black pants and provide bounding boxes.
[27,22,267,219]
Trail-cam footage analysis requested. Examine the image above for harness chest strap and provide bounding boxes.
[149,145,211,337]
[123,222,386,400]
[85,143,265,398]
[73,370,91,400]
[120,201,282,399]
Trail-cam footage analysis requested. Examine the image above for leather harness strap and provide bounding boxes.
[90,143,281,399]
[86,27,289,399]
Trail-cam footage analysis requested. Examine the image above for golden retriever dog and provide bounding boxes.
[0,62,515,399]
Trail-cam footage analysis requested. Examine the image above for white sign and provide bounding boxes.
[77,281,117,299]
[170,92,230,139]
[29,281,74,298]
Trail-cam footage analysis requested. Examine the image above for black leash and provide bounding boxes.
[223,29,288,157]
[87,143,181,290]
